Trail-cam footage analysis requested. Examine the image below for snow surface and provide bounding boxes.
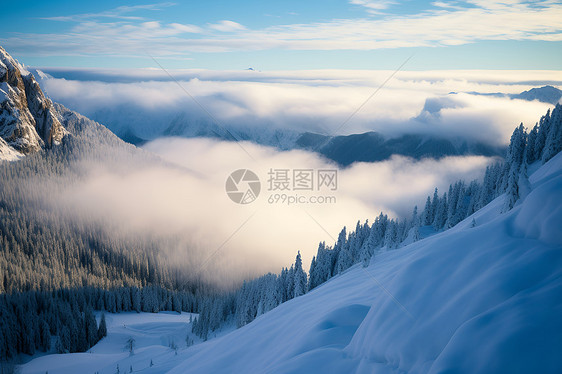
[0,136,23,161]
[0,46,29,76]
[20,153,562,373]
[19,312,211,374]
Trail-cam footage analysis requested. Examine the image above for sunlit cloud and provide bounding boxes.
[208,20,247,32]
[349,0,397,14]
[37,136,494,287]
[39,2,176,22]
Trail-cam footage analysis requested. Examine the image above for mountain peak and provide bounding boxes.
[0,46,67,158]
[513,85,562,105]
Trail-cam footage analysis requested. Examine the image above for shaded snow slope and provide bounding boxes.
[167,153,562,374]
[20,312,198,374]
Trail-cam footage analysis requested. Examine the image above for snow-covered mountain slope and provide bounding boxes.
[0,47,67,158]
[512,85,562,105]
[159,152,562,373]
[0,136,22,161]
[17,150,561,374]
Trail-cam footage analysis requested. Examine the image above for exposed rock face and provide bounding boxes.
[0,46,67,156]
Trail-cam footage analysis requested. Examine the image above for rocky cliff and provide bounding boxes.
[0,46,67,158]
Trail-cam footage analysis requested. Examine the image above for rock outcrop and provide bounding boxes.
[0,46,67,157]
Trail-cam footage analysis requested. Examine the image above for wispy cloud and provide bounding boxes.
[431,1,466,10]
[349,0,397,14]
[208,20,247,32]
[4,0,562,58]
[40,2,176,22]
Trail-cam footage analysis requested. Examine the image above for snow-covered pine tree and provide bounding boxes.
[98,313,107,340]
[335,236,353,274]
[84,307,98,348]
[422,196,432,225]
[526,123,539,164]
[503,124,527,212]
[383,220,398,249]
[308,256,317,291]
[542,103,562,163]
[433,193,448,230]
[293,252,307,298]
[359,223,378,267]
[534,108,551,161]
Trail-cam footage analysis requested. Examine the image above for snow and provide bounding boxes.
[0,46,29,76]
[0,81,12,103]
[169,152,562,373]
[28,68,52,82]
[512,85,562,105]
[0,137,23,161]
[0,60,6,77]
[514,152,562,246]
[19,154,562,373]
[20,312,199,374]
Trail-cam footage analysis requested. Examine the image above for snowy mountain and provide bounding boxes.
[511,85,562,105]
[466,85,562,105]
[0,47,67,158]
[294,131,503,166]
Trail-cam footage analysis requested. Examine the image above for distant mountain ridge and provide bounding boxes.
[465,85,562,105]
[511,85,562,105]
[26,65,560,166]
[293,131,504,166]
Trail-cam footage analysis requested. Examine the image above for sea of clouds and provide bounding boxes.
[31,68,559,286]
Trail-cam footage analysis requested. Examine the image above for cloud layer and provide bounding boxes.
[37,69,558,145]
[44,136,494,287]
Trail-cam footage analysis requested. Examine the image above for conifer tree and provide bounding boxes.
[98,313,107,340]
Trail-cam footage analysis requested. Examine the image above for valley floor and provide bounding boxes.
[19,312,216,374]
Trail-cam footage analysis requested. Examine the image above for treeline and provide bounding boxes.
[191,251,307,340]
[1,105,211,360]
[310,104,561,287]
[0,104,194,292]
[192,104,562,339]
[0,286,198,360]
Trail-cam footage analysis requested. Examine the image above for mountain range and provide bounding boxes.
[25,69,561,166]
[22,66,525,166]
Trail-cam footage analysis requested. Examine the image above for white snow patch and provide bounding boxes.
[0,137,23,161]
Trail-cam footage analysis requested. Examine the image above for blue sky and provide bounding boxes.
[1,0,562,70]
